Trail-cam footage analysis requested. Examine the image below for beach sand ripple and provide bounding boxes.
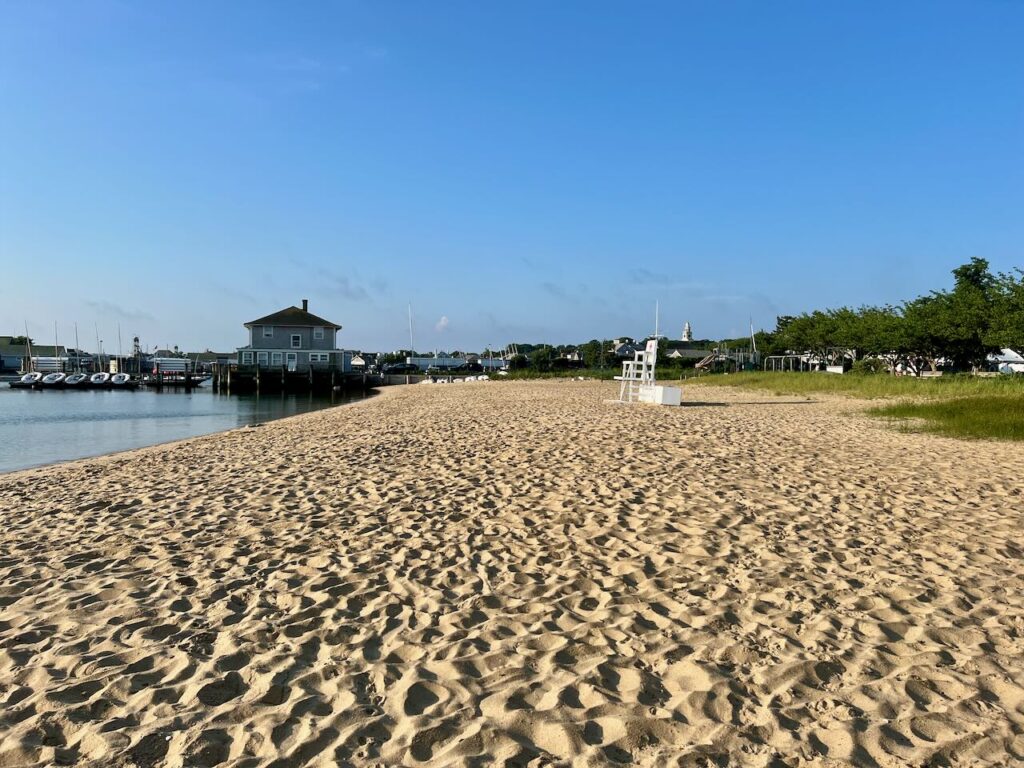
[0,381,1022,766]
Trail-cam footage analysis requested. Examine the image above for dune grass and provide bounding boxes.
[697,371,1024,400]
[869,396,1024,441]
[698,371,1024,440]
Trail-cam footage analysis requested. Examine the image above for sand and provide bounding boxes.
[0,380,1022,767]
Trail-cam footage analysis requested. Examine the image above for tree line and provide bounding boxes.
[378,258,1021,376]
[748,258,1023,374]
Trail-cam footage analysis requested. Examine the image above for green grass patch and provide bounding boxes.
[696,371,1024,400]
[869,396,1024,441]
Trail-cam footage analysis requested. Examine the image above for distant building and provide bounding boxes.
[237,299,351,372]
[0,337,24,371]
[351,352,379,371]
[613,339,641,358]
[666,348,706,361]
[682,321,692,342]
[188,351,235,373]
[0,336,91,372]
[990,348,1024,374]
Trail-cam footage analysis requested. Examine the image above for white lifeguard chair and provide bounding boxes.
[617,339,659,403]
[614,338,681,406]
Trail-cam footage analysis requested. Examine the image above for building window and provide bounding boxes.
[257,352,268,366]
[313,327,324,340]
[263,326,274,338]
[309,353,330,364]
[271,352,282,366]
[291,334,301,349]
[241,351,253,365]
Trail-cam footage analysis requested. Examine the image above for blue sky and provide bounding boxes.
[2,1,1021,353]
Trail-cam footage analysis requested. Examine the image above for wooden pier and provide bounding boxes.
[212,364,378,395]
[144,372,205,391]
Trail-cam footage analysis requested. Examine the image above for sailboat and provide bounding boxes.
[40,372,67,388]
[64,373,90,388]
[9,372,42,389]
[10,321,42,388]
[110,372,139,390]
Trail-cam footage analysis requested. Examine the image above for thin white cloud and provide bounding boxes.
[85,300,155,322]
[435,315,450,333]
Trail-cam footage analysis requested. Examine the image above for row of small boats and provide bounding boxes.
[9,372,139,390]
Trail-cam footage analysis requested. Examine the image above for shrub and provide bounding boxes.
[851,358,889,375]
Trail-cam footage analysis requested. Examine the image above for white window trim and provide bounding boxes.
[271,352,283,366]
[263,326,274,338]
[291,334,302,349]
[241,351,253,365]
[313,327,324,340]
[257,351,269,366]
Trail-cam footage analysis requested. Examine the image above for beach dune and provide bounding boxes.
[0,381,1022,767]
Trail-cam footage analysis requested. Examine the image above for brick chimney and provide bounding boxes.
[302,298,308,312]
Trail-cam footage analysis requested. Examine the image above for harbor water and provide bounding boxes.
[0,386,370,474]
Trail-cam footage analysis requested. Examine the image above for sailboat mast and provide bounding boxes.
[25,320,33,372]
[55,321,60,373]
[408,303,415,356]
[75,323,81,373]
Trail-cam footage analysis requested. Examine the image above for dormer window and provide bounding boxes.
[314,327,324,340]
[263,326,274,338]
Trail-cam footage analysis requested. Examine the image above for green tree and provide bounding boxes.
[507,354,529,371]
[853,306,905,370]
[579,339,607,368]
[942,257,999,369]
[985,270,1024,352]
[902,294,949,374]
[530,346,554,372]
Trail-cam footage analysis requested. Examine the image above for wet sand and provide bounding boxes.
[1,381,1022,767]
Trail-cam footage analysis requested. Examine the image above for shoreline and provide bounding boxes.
[0,386,386,480]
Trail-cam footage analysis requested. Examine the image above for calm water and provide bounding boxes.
[0,385,369,474]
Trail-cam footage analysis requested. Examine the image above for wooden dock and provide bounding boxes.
[144,373,206,391]
[211,364,379,395]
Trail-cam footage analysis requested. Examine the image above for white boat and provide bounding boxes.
[9,372,42,389]
[90,372,111,387]
[110,373,138,390]
[40,372,67,388]
[64,373,90,388]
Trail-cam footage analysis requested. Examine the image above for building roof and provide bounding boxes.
[245,306,341,330]
[0,341,69,357]
[991,348,1024,363]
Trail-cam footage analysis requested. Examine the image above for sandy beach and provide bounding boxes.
[0,380,1021,767]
